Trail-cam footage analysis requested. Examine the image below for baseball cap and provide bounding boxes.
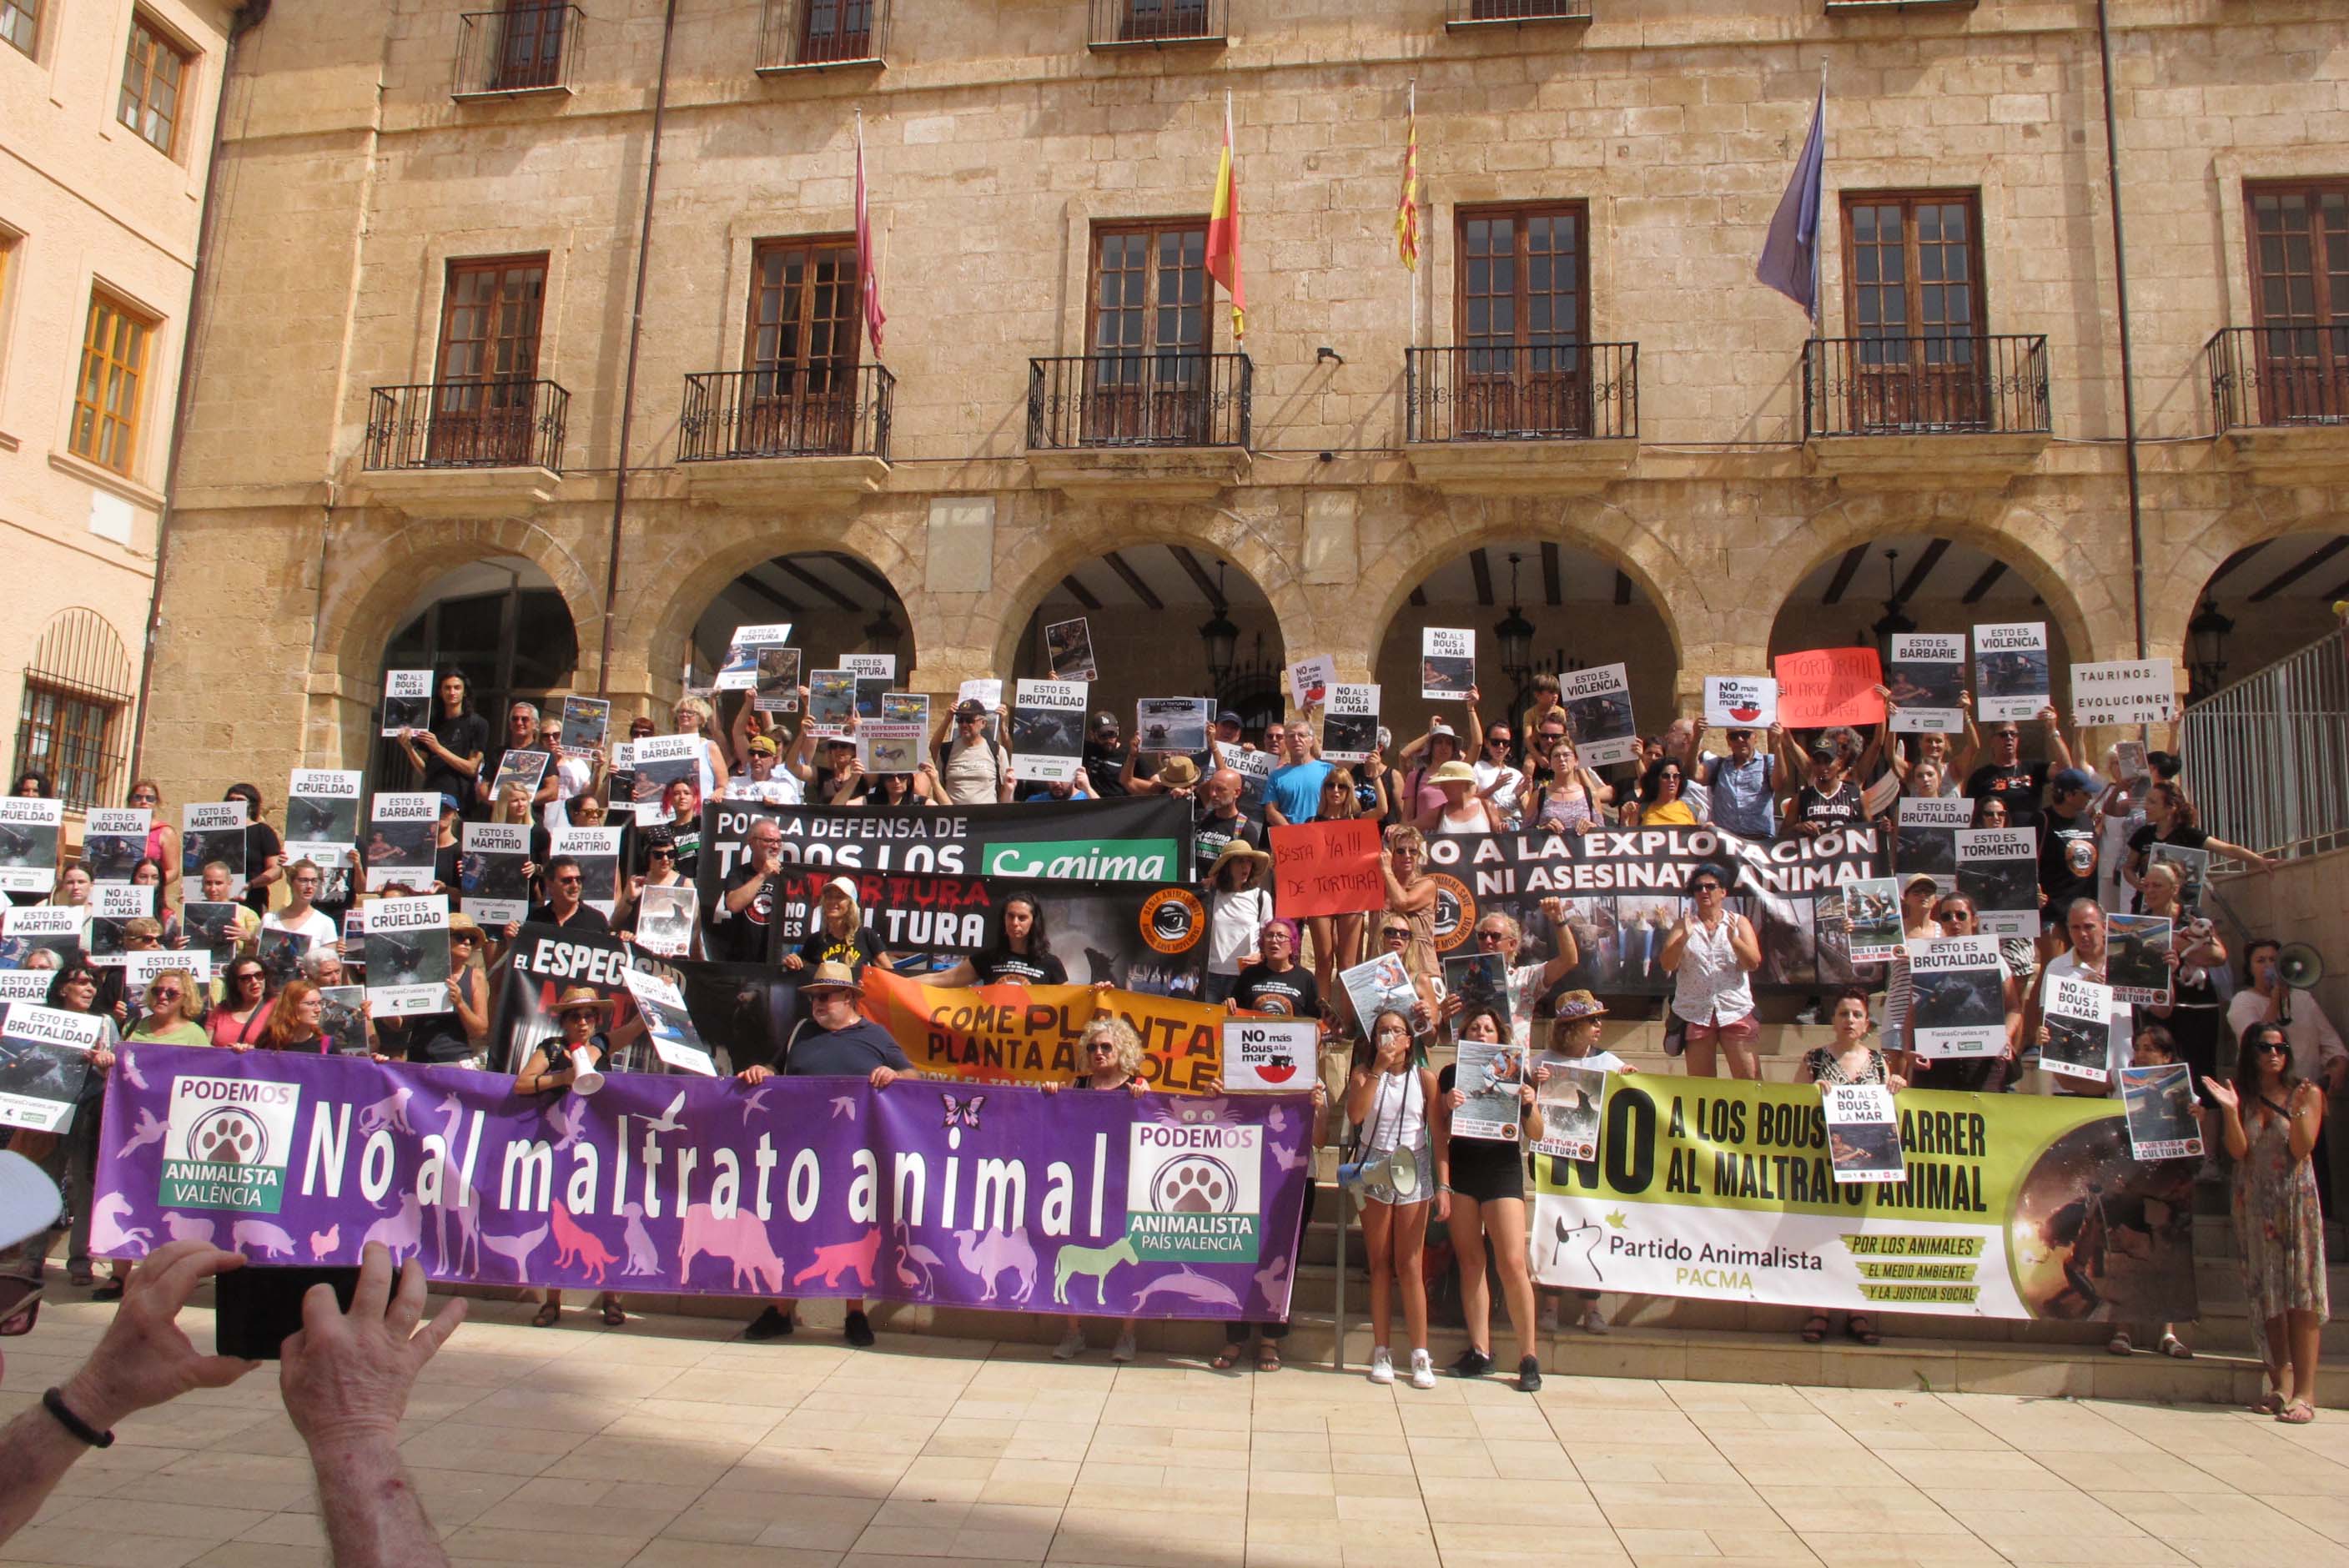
[1806,741,1835,761]
[438,792,464,816]
[747,733,778,756]
[0,1151,63,1252]
[1427,721,1456,740]
[2052,766,2099,796]
[1093,712,1119,733]
[1216,710,1242,727]
[953,699,988,720]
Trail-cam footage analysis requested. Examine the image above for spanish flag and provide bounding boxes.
[1396,82,1420,271]
[1204,92,1245,342]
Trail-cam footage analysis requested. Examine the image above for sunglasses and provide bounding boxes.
[2256,1042,2290,1055]
[0,1275,40,1338]
[1476,929,1508,942]
[234,972,265,984]
[1488,737,1511,747]
[1086,1043,1118,1055]
[150,988,182,1002]
[451,932,479,945]
[1381,927,1410,939]
[648,848,675,860]
[1692,883,1723,894]
[554,875,583,886]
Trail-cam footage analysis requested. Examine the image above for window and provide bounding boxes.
[2245,182,2349,423]
[1455,203,1590,435]
[801,0,874,63]
[492,0,567,92]
[1840,191,1988,430]
[1116,0,1211,40]
[431,254,546,464]
[1,0,38,58]
[1084,220,1215,442]
[12,611,134,812]
[118,13,189,156]
[69,291,153,475]
[741,237,861,454]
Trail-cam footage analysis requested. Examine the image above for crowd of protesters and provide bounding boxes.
[0,646,2333,1418]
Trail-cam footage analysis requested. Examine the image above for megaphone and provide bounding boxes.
[2279,943,2326,990]
[1338,1143,1420,1200]
[566,1047,606,1098]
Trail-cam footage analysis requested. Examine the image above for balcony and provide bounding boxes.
[1801,334,2050,485]
[1444,0,1592,30]
[452,4,581,100]
[1027,352,1251,497]
[355,380,568,518]
[1088,0,1225,50]
[2209,325,2349,484]
[677,364,893,505]
[757,0,886,73]
[1404,343,1637,492]
[1823,0,1974,14]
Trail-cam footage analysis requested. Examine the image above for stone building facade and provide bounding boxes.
[138,0,2349,804]
[1,0,234,815]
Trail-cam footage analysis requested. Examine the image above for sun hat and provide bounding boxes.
[1428,760,1477,786]
[801,960,863,995]
[1154,755,1202,788]
[1552,991,1608,1023]
[551,985,610,1019]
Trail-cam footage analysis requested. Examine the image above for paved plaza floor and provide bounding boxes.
[4,1294,2349,1568]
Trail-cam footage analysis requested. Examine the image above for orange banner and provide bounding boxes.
[858,967,1233,1093]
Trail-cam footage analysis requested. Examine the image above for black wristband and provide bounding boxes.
[42,1388,113,1448]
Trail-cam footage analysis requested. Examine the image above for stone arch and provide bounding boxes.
[313,515,604,696]
[2144,481,2349,684]
[1748,494,2115,669]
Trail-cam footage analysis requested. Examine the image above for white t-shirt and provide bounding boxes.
[1205,886,1272,976]
[724,772,806,807]
[1473,757,1526,830]
[263,906,339,948]
[543,753,596,832]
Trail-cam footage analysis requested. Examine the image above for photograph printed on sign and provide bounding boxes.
[363,792,437,892]
[175,902,239,966]
[560,695,611,754]
[1451,1038,1526,1141]
[2145,842,2210,916]
[1219,1018,1316,1092]
[257,927,311,994]
[1044,617,1099,682]
[2041,973,2115,1083]
[623,967,720,1076]
[286,842,356,907]
[86,883,154,966]
[1441,951,1512,1024]
[1287,656,1335,711]
[1905,936,2007,1058]
[635,883,699,959]
[285,771,363,844]
[1320,684,1380,764]
[380,669,430,736]
[1896,796,1969,879]
[1886,634,1968,734]
[2106,913,2175,1005]
[1822,1083,1906,1184]
[807,671,855,735]
[1011,679,1088,782]
[319,985,372,1055]
[1531,1060,1607,1161]
[1420,628,1476,699]
[1842,877,1903,964]
[1703,676,1778,731]
[490,747,551,801]
[628,735,703,824]
[363,895,451,1017]
[1340,951,1424,1035]
[551,827,623,917]
[753,648,802,713]
[1135,697,1211,756]
[81,808,150,884]
[1955,826,2040,937]
[1560,664,1637,766]
[858,722,923,776]
[881,691,930,727]
[459,821,533,926]
[715,624,792,691]
[0,798,63,895]
[0,1003,101,1133]
[2120,1063,2205,1160]
[2114,740,2150,793]
[181,801,249,895]
[1973,622,2050,722]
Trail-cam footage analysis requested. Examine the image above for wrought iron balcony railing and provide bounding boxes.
[757,0,886,71]
[2208,324,2349,430]
[1444,0,1592,28]
[1028,353,1251,450]
[1088,0,1224,48]
[1801,334,2050,439]
[1406,343,1637,443]
[453,4,581,98]
[679,364,893,462]
[365,380,570,471]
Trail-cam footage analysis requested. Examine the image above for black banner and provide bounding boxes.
[492,922,799,1076]
[1418,824,1884,995]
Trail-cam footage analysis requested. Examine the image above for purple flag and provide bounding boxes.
[93,1043,1313,1321]
[1756,83,1826,319]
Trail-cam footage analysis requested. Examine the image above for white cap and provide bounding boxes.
[822,876,859,905]
[0,1151,63,1252]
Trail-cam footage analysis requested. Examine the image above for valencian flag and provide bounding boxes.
[1755,78,1826,319]
[855,109,886,350]
[1205,91,1245,341]
[1396,81,1420,270]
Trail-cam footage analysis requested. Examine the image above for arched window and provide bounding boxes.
[12,608,135,808]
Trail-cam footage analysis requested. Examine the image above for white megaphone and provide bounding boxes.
[1338,1142,1420,1200]
[2279,943,2326,990]
[566,1047,606,1097]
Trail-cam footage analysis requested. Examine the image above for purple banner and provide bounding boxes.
[93,1044,1312,1320]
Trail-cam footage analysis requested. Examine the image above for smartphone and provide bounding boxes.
[214,1266,360,1361]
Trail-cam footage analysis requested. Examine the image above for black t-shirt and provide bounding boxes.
[794,924,883,975]
[707,862,775,965]
[1233,962,1321,1018]
[424,711,492,810]
[241,821,284,916]
[2039,805,2099,907]
[1194,809,1261,870]
[1966,761,2050,831]
[973,947,1068,985]
[377,969,480,1065]
[432,840,461,896]
[1793,779,1864,831]
[1083,740,1129,798]
[525,901,611,936]
[2127,822,2209,876]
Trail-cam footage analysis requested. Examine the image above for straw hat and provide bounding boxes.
[800,960,864,995]
[1552,990,1608,1023]
[551,985,610,1019]
[1208,839,1272,879]
[1154,755,1201,788]
[1428,759,1477,786]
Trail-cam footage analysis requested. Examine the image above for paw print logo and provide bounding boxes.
[1151,1154,1238,1214]
[189,1107,266,1167]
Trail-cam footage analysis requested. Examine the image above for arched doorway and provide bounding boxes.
[375,555,579,784]
[1009,545,1285,739]
[1373,537,1677,770]
[2178,530,2346,702]
[688,548,917,737]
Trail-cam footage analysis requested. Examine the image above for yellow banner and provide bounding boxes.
[858,967,1230,1093]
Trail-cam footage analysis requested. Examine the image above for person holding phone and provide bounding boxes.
[511,988,626,1328]
[1661,864,1763,1080]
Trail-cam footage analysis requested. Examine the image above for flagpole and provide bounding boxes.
[1812,62,1826,347]
[1407,81,1418,354]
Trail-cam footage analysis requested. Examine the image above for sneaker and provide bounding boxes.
[1368,1345,1395,1385]
[1580,1304,1610,1336]
[1409,1349,1437,1390]
[1451,1347,1494,1379]
[1054,1329,1087,1360]
[742,1305,794,1342]
[843,1309,875,1348]
[1110,1329,1137,1363]
[1537,1296,1562,1334]
[1517,1354,1543,1393]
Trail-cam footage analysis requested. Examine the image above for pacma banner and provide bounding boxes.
[1532,1076,2196,1322]
[1420,825,1883,994]
[93,1044,1312,1319]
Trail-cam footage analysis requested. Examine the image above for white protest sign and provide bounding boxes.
[1010,679,1087,782]
[0,797,63,894]
[2070,659,2175,728]
[624,968,718,1076]
[363,894,451,1018]
[1823,1083,1905,1184]
[2043,972,2115,1083]
[1703,676,1778,731]
[1905,935,2005,1058]
[1220,1018,1317,1092]
[1887,633,1967,734]
[1320,684,1380,764]
[1974,622,2050,722]
[380,669,431,735]
[459,822,533,927]
[1955,826,2038,938]
[1288,656,1336,711]
[0,1003,103,1133]
[1420,628,1475,699]
[1561,663,1638,766]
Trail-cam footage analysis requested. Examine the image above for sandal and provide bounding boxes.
[1800,1314,1829,1344]
[600,1297,625,1327]
[2251,1389,2286,1415]
[1257,1344,1282,1374]
[92,1277,125,1303]
[2279,1399,2318,1425]
[2106,1331,2134,1356]
[531,1299,561,1328]
[1845,1315,1881,1346]
[1211,1347,1244,1372]
[2157,1331,2192,1360]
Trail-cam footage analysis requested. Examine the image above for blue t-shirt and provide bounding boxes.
[1267,760,1335,824]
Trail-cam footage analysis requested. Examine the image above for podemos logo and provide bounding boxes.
[1124,1120,1262,1262]
[159,1075,301,1214]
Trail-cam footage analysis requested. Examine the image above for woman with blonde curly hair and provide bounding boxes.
[1044,1014,1149,1362]
[672,694,731,797]
[124,967,208,1047]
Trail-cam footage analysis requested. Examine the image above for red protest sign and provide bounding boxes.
[1270,818,1384,918]
[1774,647,1885,729]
